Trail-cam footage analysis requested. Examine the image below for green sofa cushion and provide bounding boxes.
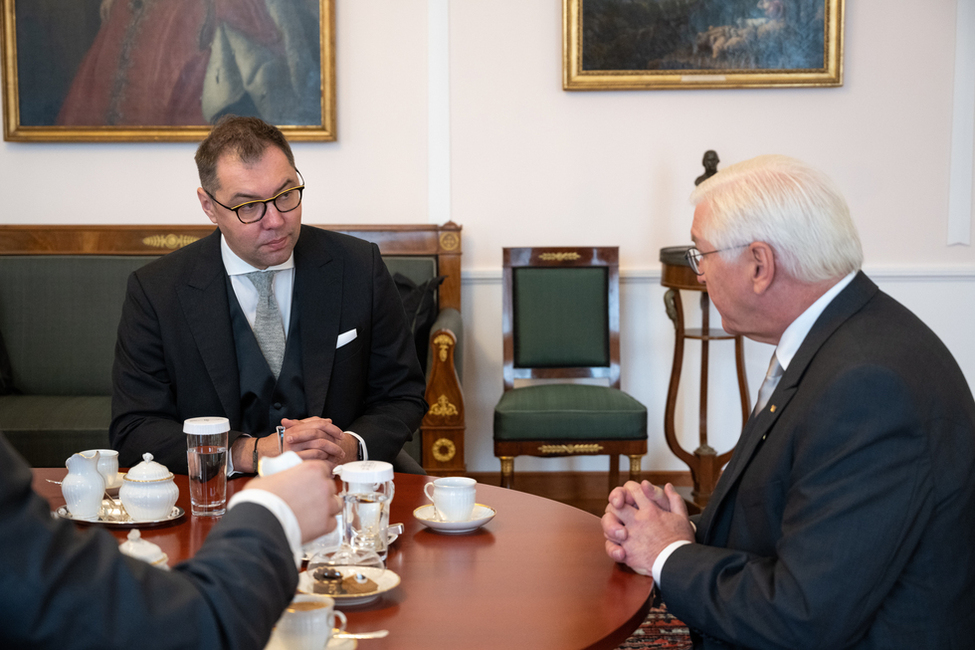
[494,384,646,441]
[0,256,153,395]
[0,395,112,467]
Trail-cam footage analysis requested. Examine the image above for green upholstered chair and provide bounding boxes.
[493,247,647,492]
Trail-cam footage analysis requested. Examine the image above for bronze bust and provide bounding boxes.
[695,150,720,186]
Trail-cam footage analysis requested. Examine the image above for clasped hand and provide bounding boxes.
[259,417,357,471]
[601,481,695,577]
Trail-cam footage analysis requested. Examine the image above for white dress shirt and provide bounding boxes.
[220,234,295,335]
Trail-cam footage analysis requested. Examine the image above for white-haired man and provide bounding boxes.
[603,155,975,648]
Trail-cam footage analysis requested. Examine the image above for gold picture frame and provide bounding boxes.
[563,0,844,91]
[1,0,335,142]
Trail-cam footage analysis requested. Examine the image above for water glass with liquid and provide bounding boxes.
[184,416,229,516]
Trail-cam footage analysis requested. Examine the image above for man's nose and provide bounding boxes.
[262,203,286,228]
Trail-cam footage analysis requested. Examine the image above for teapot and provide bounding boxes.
[119,453,179,521]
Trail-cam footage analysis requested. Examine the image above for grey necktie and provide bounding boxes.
[244,271,286,379]
[752,352,784,418]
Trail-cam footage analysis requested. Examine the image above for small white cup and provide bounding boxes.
[266,594,347,650]
[82,448,119,489]
[424,477,476,522]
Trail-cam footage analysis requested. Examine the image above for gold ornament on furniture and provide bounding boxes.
[434,333,454,362]
[428,395,458,418]
[538,443,604,454]
[431,438,457,462]
[439,232,460,251]
[539,252,581,262]
[142,234,200,250]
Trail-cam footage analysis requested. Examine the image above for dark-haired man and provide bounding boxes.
[111,116,426,475]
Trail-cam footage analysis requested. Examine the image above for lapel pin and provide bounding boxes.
[770,405,777,413]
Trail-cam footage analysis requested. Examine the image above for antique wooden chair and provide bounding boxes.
[493,247,647,492]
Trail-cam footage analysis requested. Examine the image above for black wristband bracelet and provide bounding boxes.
[252,437,260,474]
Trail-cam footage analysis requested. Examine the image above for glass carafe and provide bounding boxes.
[332,460,395,559]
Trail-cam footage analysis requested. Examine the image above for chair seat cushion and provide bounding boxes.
[0,395,112,468]
[494,384,646,441]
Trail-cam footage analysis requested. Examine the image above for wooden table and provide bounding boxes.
[33,469,654,650]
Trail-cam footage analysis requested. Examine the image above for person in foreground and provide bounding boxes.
[603,155,975,648]
[111,115,427,475]
[0,432,341,650]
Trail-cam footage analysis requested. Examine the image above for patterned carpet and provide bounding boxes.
[616,595,692,650]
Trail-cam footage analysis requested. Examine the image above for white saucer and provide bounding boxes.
[413,504,496,534]
[327,634,356,649]
[297,566,400,606]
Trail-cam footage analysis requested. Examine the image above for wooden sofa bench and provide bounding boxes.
[0,223,464,475]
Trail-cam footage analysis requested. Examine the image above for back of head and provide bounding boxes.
[195,115,296,194]
[690,154,863,283]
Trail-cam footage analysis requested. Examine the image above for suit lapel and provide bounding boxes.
[176,230,242,421]
[700,272,880,544]
[293,227,344,417]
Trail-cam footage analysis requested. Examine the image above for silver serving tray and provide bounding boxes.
[55,502,184,528]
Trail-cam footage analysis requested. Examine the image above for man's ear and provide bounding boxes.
[749,242,776,294]
[197,188,219,225]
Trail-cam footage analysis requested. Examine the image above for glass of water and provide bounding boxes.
[184,417,230,516]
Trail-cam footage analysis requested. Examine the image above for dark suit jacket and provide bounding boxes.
[0,433,297,650]
[111,226,427,473]
[662,273,975,649]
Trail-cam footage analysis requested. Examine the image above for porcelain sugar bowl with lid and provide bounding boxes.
[119,453,179,521]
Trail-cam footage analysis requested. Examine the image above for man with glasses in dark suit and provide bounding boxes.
[111,115,426,476]
[603,155,975,649]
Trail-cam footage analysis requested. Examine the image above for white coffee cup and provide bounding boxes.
[82,448,119,489]
[424,477,476,522]
[266,594,347,650]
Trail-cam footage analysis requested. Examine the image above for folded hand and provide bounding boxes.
[602,482,694,576]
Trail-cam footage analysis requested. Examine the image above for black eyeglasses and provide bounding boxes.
[684,245,749,275]
[206,171,305,225]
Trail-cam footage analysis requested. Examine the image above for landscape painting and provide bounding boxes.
[563,0,844,90]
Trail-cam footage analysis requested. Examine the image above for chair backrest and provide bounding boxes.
[502,247,620,391]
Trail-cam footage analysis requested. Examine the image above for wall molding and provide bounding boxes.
[427,0,451,225]
[462,266,975,285]
[948,0,975,246]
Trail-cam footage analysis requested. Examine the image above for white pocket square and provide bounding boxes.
[336,328,357,349]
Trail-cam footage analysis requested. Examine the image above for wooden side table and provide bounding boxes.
[660,247,750,508]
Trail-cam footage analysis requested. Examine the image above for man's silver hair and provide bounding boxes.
[690,155,863,283]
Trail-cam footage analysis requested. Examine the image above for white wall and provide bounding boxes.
[2,1,974,473]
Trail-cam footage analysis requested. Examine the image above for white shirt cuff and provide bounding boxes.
[228,489,303,568]
[652,540,693,587]
[345,431,367,461]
